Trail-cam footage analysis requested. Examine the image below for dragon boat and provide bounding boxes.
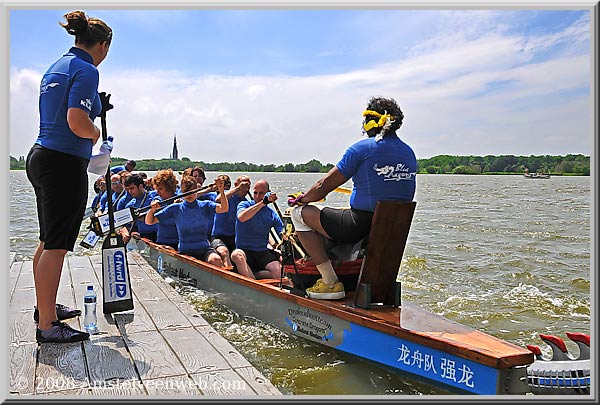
[106,192,587,396]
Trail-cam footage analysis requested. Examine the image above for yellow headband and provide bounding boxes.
[362,110,393,131]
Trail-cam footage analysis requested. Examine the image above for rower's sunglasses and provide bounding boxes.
[111,181,121,185]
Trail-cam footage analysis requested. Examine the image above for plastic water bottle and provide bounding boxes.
[83,285,98,334]
[87,136,114,175]
[157,254,163,274]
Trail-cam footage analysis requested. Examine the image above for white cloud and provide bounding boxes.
[10,14,591,164]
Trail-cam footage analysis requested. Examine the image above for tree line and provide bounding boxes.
[10,154,590,175]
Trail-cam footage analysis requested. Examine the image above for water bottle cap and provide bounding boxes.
[87,285,94,290]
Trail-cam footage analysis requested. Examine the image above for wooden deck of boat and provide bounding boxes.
[8,251,281,397]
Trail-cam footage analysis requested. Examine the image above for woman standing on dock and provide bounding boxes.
[25,10,113,343]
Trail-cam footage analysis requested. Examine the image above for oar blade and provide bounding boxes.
[101,233,134,314]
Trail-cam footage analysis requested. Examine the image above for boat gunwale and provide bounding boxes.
[138,237,533,370]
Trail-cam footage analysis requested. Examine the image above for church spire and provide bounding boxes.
[171,133,179,160]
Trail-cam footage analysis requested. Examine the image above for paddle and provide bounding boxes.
[334,186,351,195]
[272,201,307,259]
[133,183,215,217]
[98,93,134,314]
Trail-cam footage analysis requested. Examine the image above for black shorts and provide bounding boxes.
[242,249,281,273]
[181,247,219,262]
[211,235,235,253]
[320,207,374,243]
[26,144,89,251]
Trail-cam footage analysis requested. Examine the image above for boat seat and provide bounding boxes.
[354,200,416,309]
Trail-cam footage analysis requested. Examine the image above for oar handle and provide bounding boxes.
[134,183,215,217]
[100,114,118,235]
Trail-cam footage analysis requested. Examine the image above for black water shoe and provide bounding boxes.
[36,321,90,344]
[33,304,82,323]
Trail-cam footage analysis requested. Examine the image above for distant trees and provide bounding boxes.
[9,153,590,175]
[418,154,589,176]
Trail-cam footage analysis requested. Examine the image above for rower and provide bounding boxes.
[288,96,417,300]
[231,180,284,280]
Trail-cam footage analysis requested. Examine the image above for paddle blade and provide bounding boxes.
[334,187,351,195]
[101,234,134,313]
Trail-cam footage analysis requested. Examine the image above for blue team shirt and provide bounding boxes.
[125,191,157,235]
[103,190,124,211]
[155,199,217,253]
[90,192,103,211]
[36,47,101,160]
[235,200,284,251]
[152,193,180,246]
[336,135,417,212]
[212,193,245,237]
[116,192,133,211]
[110,165,126,175]
[198,191,217,238]
[197,191,217,202]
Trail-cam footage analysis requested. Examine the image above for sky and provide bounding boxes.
[8,8,593,165]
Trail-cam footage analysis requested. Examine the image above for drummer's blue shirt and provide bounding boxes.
[151,193,179,246]
[235,200,284,251]
[212,193,245,237]
[155,199,216,253]
[336,135,417,212]
[36,47,101,160]
[125,191,157,235]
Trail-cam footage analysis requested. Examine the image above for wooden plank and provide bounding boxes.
[9,284,36,314]
[355,201,416,306]
[142,375,201,396]
[113,294,158,334]
[135,298,192,330]
[55,256,77,310]
[35,387,92,396]
[9,260,23,300]
[14,261,34,291]
[130,252,209,327]
[9,307,36,345]
[234,366,281,396]
[90,380,147,396]
[9,343,37,395]
[82,336,139,386]
[68,255,118,333]
[190,369,258,395]
[36,342,88,393]
[121,330,187,380]
[128,267,193,330]
[67,255,144,388]
[196,326,253,369]
[160,327,231,374]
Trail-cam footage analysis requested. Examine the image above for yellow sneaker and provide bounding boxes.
[306,278,345,300]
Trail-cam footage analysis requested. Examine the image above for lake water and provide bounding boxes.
[9,170,591,395]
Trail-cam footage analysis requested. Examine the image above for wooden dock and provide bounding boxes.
[8,251,281,397]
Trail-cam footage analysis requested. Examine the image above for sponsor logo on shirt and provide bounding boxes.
[80,98,93,110]
[373,163,416,181]
[40,81,60,94]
